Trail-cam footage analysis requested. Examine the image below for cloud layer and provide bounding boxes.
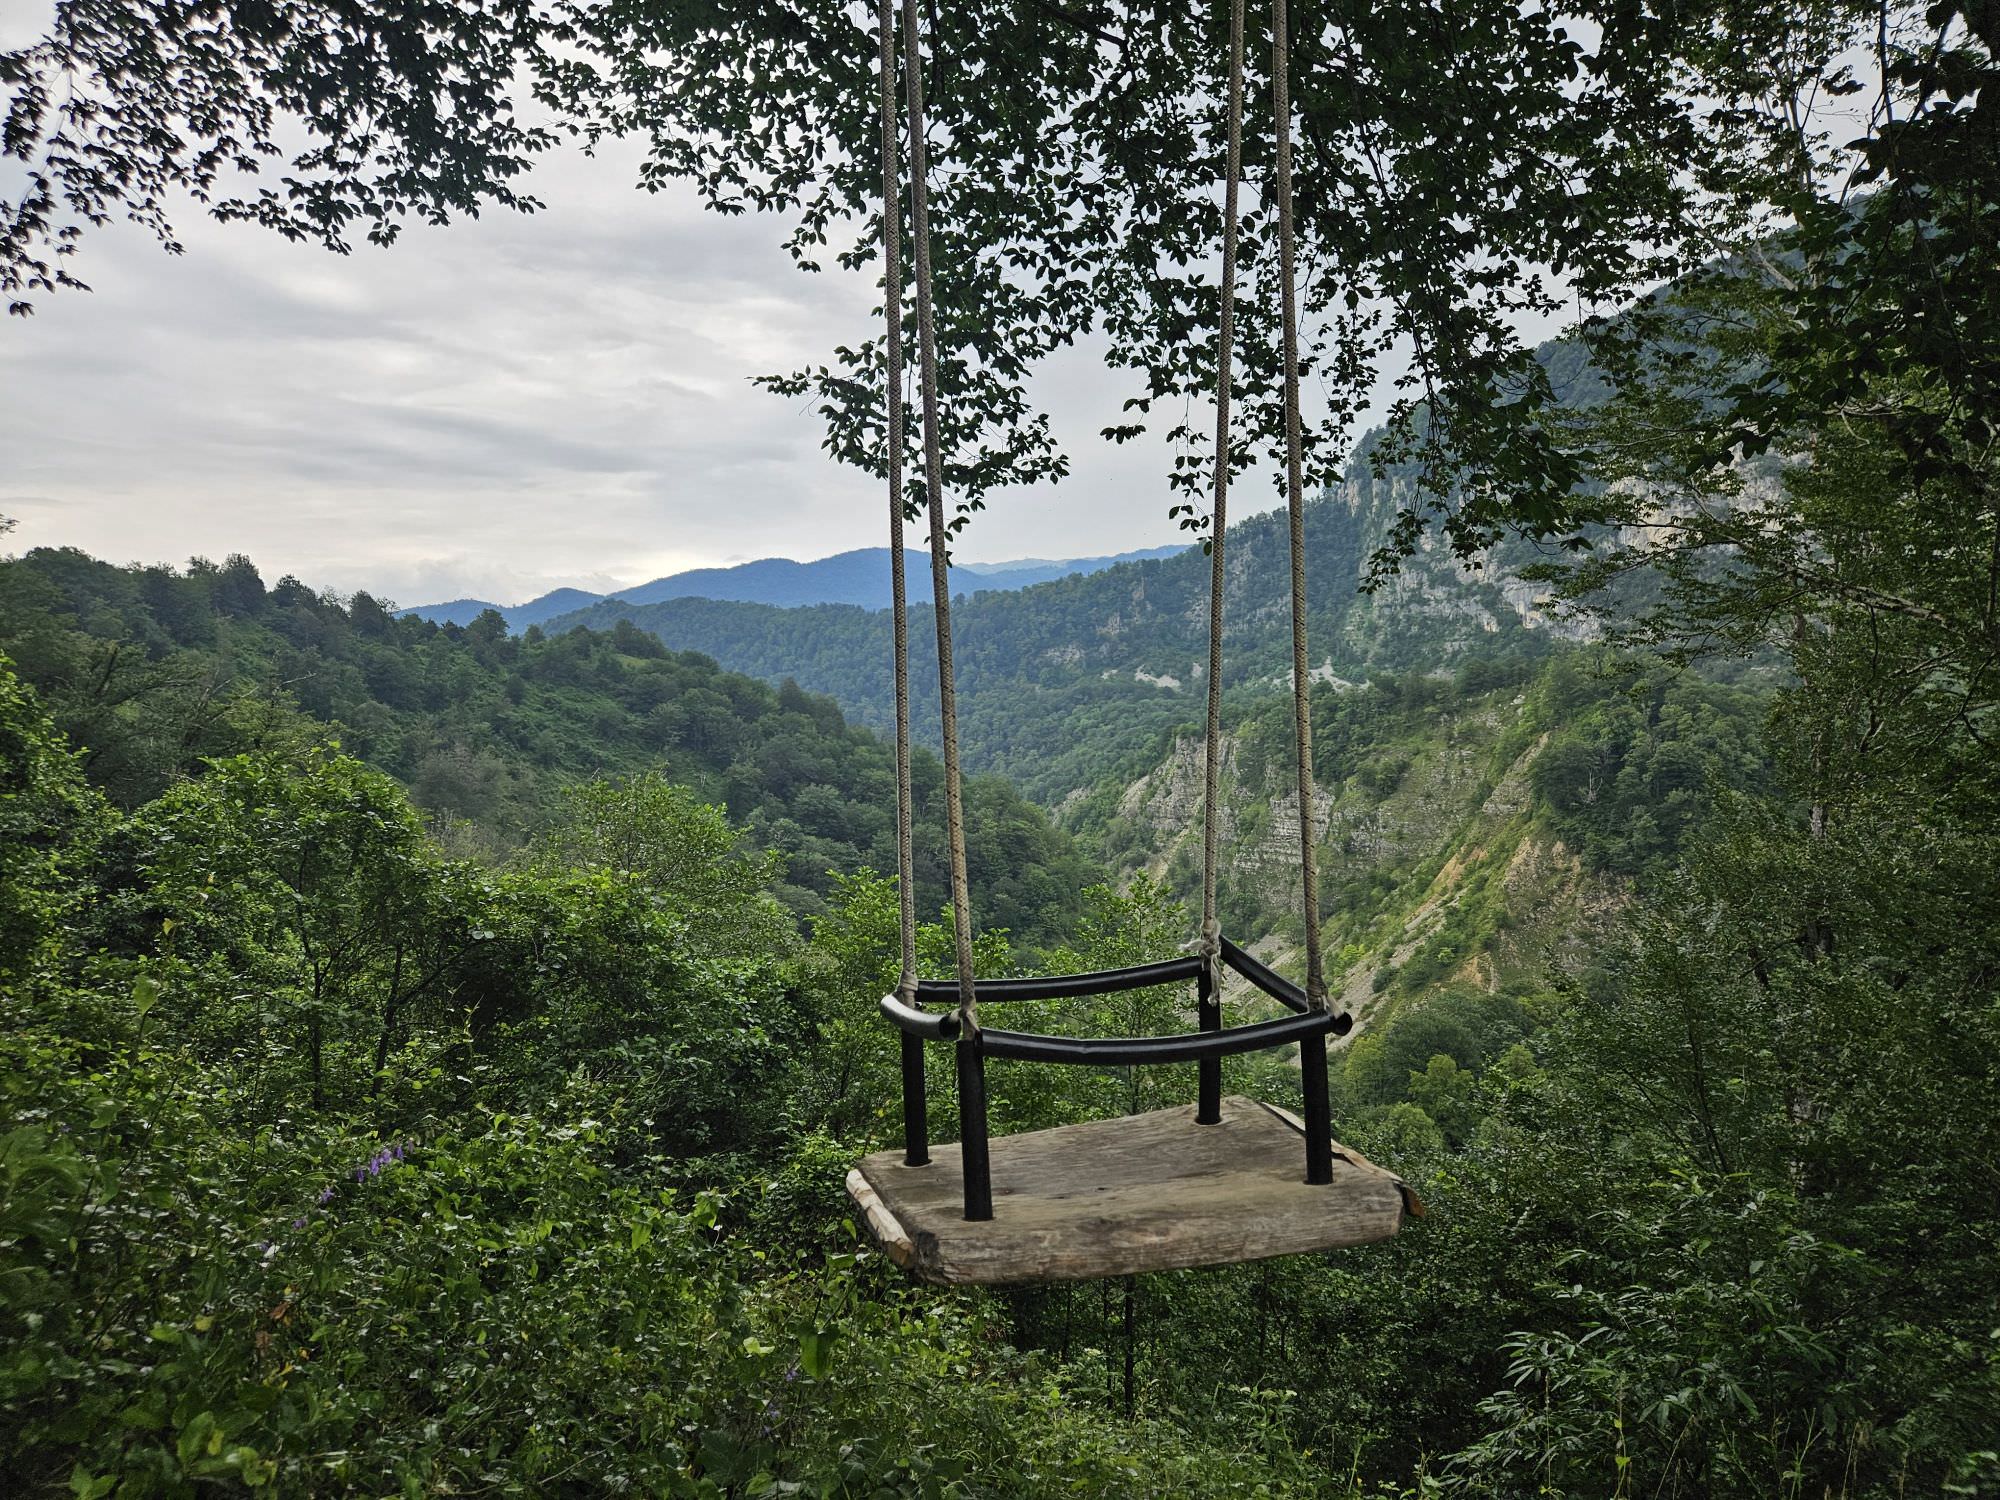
[1,112,1190,607]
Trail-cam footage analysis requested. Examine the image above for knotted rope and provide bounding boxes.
[876,0,918,1006]
[1271,0,1329,1009]
[900,0,981,1033]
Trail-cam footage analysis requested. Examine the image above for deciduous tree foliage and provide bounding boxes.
[0,648,106,983]
[0,544,1104,948]
[0,0,572,308]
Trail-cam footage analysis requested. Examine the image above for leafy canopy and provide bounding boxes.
[12,0,1962,564]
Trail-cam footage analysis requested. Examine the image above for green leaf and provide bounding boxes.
[798,1328,838,1381]
[176,1410,218,1467]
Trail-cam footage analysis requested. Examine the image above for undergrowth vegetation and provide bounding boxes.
[5,500,1997,1492]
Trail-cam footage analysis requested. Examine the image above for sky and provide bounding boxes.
[0,4,1216,609]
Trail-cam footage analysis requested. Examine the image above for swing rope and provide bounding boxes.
[881,0,1325,1024]
[1198,0,1247,970]
[1271,0,1328,1009]
[876,0,918,1007]
[899,0,982,1035]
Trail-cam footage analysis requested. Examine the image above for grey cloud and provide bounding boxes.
[3,124,1195,606]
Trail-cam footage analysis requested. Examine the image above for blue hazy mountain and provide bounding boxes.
[402,544,1185,628]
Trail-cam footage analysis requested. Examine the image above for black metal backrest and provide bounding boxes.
[880,939,1352,1220]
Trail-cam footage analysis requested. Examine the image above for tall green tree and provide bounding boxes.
[115,747,438,1112]
[523,772,795,961]
[1444,58,2000,1487]
[0,648,106,986]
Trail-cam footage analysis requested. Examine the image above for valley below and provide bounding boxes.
[4,454,1991,1495]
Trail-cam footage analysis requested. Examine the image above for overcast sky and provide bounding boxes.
[0,4,1232,609]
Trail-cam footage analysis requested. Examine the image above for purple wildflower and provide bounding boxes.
[355,1142,407,1181]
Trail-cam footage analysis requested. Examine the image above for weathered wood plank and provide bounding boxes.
[1256,1100,1426,1218]
[845,1167,916,1270]
[848,1095,1409,1285]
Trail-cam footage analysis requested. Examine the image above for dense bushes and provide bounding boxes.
[1,655,1343,1495]
[3,992,1333,1497]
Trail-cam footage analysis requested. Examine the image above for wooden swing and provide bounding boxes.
[846,0,1416,1286]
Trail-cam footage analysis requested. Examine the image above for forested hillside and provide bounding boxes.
[9,438,1997,1492]
[0,546,1099,944]
[1088,649,1770,1027]
[546,472,1569,801]
[5,641,1346,1495]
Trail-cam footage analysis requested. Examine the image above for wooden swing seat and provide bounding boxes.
[861,0,1379,1287]
[847,1096,1417,1285]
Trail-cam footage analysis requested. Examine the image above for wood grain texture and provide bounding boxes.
[848,1095,1408,1285]
[845,1168,916,1270]
[1258,1101,1426,1218]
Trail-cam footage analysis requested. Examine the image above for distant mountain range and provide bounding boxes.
[402,545,1186,628]
[535,474,1606,805]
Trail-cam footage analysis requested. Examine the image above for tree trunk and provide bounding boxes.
[372,945,406,1096]
[308,1000,324,1111]
[1121,1275,1136,1417]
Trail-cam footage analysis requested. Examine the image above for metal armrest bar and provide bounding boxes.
[977,1008,1340,1067]
[880,994,960,1039]
[882,934,1351,1211]
[1217,937,1312,1015]
[885,946,1347,1041]
[914,954,1204,1005]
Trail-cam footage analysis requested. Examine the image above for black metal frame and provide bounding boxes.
[879,937,1352,1220]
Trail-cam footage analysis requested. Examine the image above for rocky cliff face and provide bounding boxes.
[1089,676,1624,1038]
[1329,469,1604,654]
